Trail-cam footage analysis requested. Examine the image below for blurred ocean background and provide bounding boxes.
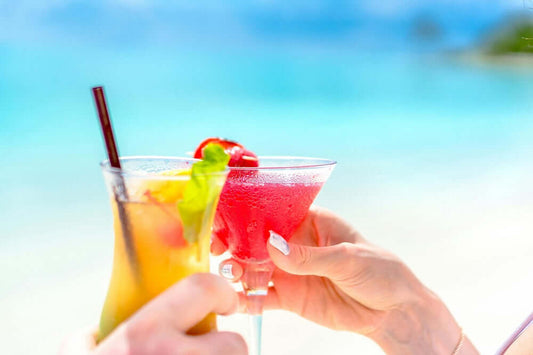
[1,1,532,354]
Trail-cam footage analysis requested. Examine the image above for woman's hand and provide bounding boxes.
[60,274,247,355]
[215,206,478,355]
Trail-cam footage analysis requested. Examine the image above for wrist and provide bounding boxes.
[370,288,477,355]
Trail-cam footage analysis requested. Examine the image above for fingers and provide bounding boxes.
[93,275,245,355]
[219,259,244,282]
[98,325,247,355]
[193,331,248,355]
[210,233,228,256]
[268,231,354,279]
[291,206,365,247]
[130,273,238,332]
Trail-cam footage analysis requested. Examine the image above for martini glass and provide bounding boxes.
[214,157,336,355]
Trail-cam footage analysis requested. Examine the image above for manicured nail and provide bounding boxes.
[220,263,234,279]
[269,230,290,256]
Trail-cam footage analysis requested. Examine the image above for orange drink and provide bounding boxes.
[98,152,228,341]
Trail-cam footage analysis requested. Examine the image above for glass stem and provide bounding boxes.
[249,314,263,355]
[239,260,274,355]
[245,292,266,355]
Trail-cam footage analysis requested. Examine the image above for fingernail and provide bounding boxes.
[269,230,290,256]
[220,263,234,279]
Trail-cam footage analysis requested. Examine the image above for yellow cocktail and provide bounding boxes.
[98,150,228,341]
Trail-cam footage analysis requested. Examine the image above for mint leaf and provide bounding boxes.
[178,144,229,244]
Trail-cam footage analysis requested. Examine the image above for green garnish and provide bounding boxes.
[178,143,229,244]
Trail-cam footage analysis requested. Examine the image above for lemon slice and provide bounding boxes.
[141,169,191,204]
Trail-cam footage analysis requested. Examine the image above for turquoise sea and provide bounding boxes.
[1,42,532,354]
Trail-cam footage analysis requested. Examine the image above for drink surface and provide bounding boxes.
[215,172,324,261]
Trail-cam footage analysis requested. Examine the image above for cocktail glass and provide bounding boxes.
[98,156,227,341]
[214,157,336,355]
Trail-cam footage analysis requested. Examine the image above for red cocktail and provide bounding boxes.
[214,157,336,355]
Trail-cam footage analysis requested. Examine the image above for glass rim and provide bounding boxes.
[100,156,228,180]
[100,155,337,178]
[227,156,337,171]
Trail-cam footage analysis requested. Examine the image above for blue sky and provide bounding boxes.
[0,0,527,48]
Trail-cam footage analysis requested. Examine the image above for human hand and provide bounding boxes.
[215,206,478,355]
[59,273,247,355]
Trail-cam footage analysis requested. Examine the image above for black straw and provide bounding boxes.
[92,86,141,284]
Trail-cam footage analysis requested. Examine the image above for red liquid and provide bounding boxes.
[215,171,323,261]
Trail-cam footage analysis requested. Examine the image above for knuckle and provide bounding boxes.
[219,332,248,354]
[151,338,180,355]
[336,242,354,255]
[187,273,218,294]
[330,243,364,278]
[293,245,313,269]
[126,313,159,340]
[336,242,360,266]
[125,319,170,355]
[138,332,193,355]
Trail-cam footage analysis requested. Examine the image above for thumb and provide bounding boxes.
[267,231,349,279]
